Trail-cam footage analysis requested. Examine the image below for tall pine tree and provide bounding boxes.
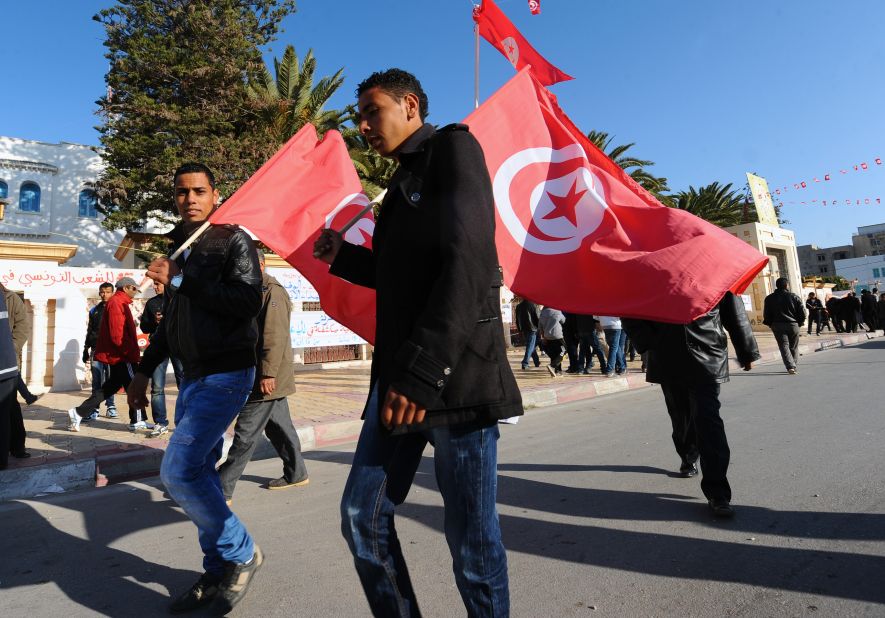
[93,0,297,230]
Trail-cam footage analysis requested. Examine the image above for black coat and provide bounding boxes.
[763,288,806,326]
[623,292,760,386]
[331,123,523,432]
[515,300,540,333]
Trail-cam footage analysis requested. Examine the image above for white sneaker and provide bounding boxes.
[149,424,169,437]
[129,421,148,431]
[68,408,81,432]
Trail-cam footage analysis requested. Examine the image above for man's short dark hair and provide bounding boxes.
[357,69,429,122]
[174,162,216,188]
[775,278,788,290]
[99,282,114,292]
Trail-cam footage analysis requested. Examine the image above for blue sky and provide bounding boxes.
[2,0,883,248]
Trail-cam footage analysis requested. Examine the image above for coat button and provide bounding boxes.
[436,379,444,388]
[410,192,421,203]
[443,367,451,376]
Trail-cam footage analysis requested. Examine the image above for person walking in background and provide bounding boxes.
[1,283,31,462]
[539,305,567,377]
[515,297,541,370]
[68,278,148,431]
[826,294,843,332]
[563,312,580,373]
[624,292,759,519]
[763,278,806,375]
[860,289,878,333]
[841,292,859,333]
[138,280,182,437]
[878,292,885,333]
[805,292,823,335]
[82,282,118,420]
[219,250,309,504]
[576,313,605,374]
[599,315,626,377]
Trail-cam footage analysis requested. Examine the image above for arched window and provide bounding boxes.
[0,180,8,199]
[78,189,99,218]
[19,182,41,212]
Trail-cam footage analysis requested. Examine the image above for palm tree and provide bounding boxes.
[246,45,351,142]
[586,130,673,206]
[673,182,746,228]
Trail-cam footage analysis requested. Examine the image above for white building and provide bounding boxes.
[0,136,133,268]
[834,255,885,292]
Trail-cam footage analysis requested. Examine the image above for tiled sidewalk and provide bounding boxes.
[1,330,875,500]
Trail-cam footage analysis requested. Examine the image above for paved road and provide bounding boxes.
[1,340,883,617]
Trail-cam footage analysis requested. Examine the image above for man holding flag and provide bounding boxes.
[315,68,521,617]
[127,163,265,615]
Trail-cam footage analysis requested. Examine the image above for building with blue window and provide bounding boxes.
[0,136,133,267]
[834,254,885,292]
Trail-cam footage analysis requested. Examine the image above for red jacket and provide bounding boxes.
[94,289,140,365]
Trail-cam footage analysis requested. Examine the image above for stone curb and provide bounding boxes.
[1,332,877,501]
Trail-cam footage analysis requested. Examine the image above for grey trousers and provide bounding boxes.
[218,397,308,500]
[771,323,800,370]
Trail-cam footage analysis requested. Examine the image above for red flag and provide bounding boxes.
[825,174,830,181]
[528,0,541,15]
[861,162,868,170]
[876,158,882,165]
[210,124,376,343]
[463,68,767,323]
[800,181,807,188]
[473,0,572,86]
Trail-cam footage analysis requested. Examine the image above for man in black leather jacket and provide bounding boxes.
[315,69,521,617]
[763,277,806,374]
[624,291,760,518]
[127,163,264,614]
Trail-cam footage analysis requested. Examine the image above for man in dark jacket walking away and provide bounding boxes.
[83,282,117,419]
[314,69,522,617]
[127,163,264,614]
[860,289,878,332]
[219,250,308,503]
[763,278,806,374]
[68,278,147,431]
[0,283,30,464]
[624,292,760,518]
[515,297,541,370]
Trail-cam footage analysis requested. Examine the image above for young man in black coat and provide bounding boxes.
[315,68,521,617]
[623,292,760,518]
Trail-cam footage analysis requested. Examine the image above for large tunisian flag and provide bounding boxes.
[210,124,376,343]
[473,0,572,86]
[464,68,768,323]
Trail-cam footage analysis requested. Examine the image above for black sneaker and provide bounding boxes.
[213,545,264,614]
[267,476,309,490]
[708,498,735,519]
[679,461,698,478]
[168,572,220,614]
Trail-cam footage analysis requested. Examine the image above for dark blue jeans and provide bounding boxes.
[160,367,256,577]
[90,360,116,412]
[150,356,183,427]
[577,332,606,370]
[341,387,509,617]
[604,328,627,374]
[520,330,540,369]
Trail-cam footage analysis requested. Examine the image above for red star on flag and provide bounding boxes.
[542,179,586,227]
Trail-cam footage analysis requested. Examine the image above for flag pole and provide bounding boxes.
[474,21,480,109]
[337,189,387,235]
[138,220,212,292]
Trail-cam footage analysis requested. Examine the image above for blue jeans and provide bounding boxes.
[578,332,606,370]
[604,328,627,374]
[341,387,509,617]
[520,330,540,369]
[160,367,256,577]
[91,360,116,412]
[151,356,183,427]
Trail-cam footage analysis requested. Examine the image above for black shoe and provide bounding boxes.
[10,450,31,459]
[213,545,264,614]
[708,498,735,518]
[679,461,698,478]
[267,476,309,490]
[168,572,221,614]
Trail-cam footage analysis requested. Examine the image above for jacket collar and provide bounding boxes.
[113,289,132,305]
[396,123,435,165]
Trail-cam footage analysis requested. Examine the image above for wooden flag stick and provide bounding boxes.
[338,189,386,235]
[138,219,212,292]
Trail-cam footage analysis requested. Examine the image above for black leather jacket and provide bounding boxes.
[138,222,262,379]
[623,292,760,385]
[763,288,806,326]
